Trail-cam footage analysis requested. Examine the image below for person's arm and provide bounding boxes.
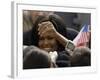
[38,21,69,46]
[38,21,75,51]
[55,31,69,47]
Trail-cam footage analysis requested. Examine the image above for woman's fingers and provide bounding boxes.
[38,21,54,36]
[38,23,49,35]
[39,27,49,37]
[38,21,50,31]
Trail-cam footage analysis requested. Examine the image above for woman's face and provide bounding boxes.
[38,30,58,52]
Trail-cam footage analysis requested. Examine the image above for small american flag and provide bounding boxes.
[73,24,90,47]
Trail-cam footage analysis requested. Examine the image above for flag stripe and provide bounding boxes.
[73,24,90,47]
[78,32,88,44]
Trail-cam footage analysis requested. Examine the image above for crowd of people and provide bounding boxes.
[23,10,91,69]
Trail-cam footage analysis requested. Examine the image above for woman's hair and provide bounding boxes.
[31,14,67,51]
[23,46,51,69]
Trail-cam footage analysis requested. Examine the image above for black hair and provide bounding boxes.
[23,46,51,69]
[31,14,67,51]
[71,47,91,66]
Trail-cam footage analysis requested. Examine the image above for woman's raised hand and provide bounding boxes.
[38,21,57,37]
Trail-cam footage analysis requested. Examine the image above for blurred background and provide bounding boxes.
[23,10,91,32]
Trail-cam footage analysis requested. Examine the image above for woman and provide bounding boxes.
[24,14,75,67]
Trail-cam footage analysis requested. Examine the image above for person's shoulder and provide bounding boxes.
[23,29,32,36]
[23,29,33,45]
[67,28,79,34]
[56,51,71,67]
[57,51,70,60]
[66,27,79,40]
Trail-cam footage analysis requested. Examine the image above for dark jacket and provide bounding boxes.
[56,51,71,67]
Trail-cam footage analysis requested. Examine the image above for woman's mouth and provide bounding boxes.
[42,48,52,52]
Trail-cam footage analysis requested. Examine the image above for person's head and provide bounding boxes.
[23,46,52,69]
[70,47,91,66]
[31,14,67,52]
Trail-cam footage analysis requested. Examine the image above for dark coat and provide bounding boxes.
[66,27,78,41]
[56,51,71,67]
